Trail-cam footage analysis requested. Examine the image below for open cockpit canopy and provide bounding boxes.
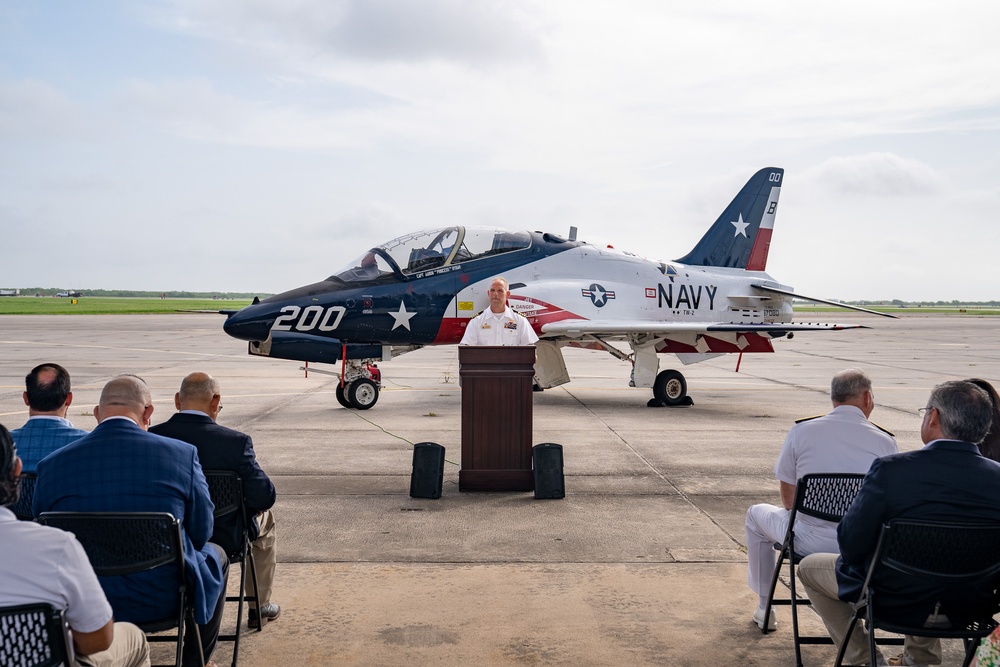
[330,226,531,284]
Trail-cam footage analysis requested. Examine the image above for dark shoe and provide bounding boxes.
[248,603,281,629]
[532,383,544,392]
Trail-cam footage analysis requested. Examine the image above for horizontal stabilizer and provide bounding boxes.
[752,284,897,318]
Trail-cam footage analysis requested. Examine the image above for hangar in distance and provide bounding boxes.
[222,167,891,409]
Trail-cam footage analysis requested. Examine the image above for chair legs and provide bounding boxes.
[762,541,834,667]
[246,547,262,634]
[761,543,786,635]
[142,605,204,667]
[217,539,261,667]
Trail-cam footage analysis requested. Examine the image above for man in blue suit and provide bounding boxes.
[11,363,89,472]
[151,372,280,629]
[798,380,1000,667]
[34,375,229,667]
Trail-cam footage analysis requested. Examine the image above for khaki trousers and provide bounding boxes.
[246,509,276,608]
[75,621,150,667]
[797,553,941,665]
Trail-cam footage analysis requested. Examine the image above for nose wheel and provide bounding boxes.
[336,378,380,410]
[347,378,379,409]
[335,382,352,409]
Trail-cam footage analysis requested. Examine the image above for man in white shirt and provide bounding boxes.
[745,368,898,631]
[459,277,539,347]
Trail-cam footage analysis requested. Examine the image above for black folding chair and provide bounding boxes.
[11,471,37,521]
[0,603,73,667]
[204,470,262,667]
[834,519,1000,667]
[38,511,203,667]
[761,473,866,667]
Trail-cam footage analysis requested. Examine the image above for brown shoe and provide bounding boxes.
[248,603,281,629]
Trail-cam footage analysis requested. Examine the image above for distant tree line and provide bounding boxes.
[17,288,271,299]
[854,300,1000,307]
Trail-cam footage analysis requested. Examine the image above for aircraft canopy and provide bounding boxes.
[332,226,531,283]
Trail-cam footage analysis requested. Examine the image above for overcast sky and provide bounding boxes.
[2,1,998,301]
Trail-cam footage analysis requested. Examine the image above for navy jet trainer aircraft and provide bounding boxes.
[223,167,890,409]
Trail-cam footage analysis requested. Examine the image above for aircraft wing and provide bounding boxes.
[540,320,869,336]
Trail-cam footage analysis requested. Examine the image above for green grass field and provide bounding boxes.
[803,306,1000,316]
[0,297,253,315]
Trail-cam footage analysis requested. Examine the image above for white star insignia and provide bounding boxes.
[731,213,749,238]
[592,286,607,306]
[389,301,415,330]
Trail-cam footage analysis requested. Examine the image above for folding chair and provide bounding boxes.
[204,470,261,667]
[38,511,203,667]
[11,471,37,521]
[0,602,73,667]
[761,472,866,667]
[835,519,1000,667]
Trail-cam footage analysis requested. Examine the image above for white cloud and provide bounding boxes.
[802,153,948,197]
[0,79,86,139]
[158,0,544,67]
[2,1,1000,299]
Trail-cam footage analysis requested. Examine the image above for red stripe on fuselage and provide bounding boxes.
[433,296,586,344]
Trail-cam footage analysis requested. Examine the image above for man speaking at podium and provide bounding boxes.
[460,277,539,347]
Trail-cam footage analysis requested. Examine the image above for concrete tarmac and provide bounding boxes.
[1,313,998,666]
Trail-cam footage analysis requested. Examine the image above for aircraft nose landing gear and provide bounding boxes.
[335,361,382,410]
[648,369,693,408]
[346,378,379,409]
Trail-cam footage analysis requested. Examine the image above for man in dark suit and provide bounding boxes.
[151,372,280,629]
[34,375,229,667]
[798,380,1000,667]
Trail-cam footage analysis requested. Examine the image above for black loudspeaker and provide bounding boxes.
[410,442,445,499]
[533,443,565,500]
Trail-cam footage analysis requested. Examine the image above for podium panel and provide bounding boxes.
[458,346,535,492]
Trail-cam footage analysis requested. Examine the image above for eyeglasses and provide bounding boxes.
[917,406,935,416]
[217,404,223,411]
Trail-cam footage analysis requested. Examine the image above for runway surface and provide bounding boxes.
[2,313,997,665]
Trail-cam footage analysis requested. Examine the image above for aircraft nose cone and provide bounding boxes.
[223,307,273,342]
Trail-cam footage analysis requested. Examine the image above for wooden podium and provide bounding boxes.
[458,346,535,492]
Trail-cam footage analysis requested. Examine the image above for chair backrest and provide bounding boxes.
[11,472,37,521]
[876,519,1000,583]
[0,602,73,667]
[37,512,185,577]
[794,473,867,523]
[203,470,248,559]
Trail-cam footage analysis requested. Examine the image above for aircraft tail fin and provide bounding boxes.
[675,167,783,271]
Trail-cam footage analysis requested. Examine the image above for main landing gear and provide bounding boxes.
[335,363,382,410]
[647,369,694,408]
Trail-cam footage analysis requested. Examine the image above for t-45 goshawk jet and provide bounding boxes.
[222,167,890,409]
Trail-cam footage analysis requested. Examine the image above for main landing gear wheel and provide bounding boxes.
[347,378,379,410]
[335,383,352,409]
[650,369,692,407]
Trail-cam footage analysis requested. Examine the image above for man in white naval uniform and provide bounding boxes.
[459,277,539,347]
[745,368,898,631]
